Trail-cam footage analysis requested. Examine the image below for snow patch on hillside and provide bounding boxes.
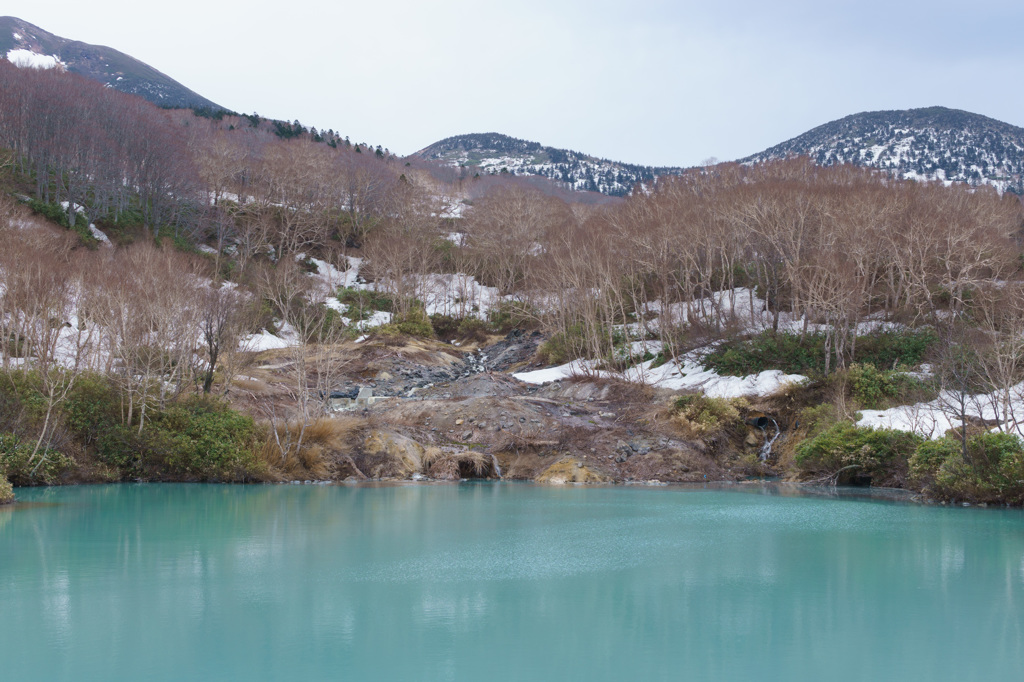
[514,354,807,399]
[7,49,62,70]
[88,224,112,247]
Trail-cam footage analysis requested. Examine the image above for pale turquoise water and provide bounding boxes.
[2,483,1023,681]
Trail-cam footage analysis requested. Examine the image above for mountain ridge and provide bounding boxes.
[414,132,684,197]
[740,106,1024,194]
[419,107,1024,196]
[0,16,221,110]
[2,18,1021,196]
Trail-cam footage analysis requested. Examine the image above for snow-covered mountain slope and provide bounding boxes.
[742,107,1024,193]
[414,132,684,197]
[0,16,222,110]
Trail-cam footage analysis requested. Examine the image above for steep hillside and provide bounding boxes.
[415,132,684,197]
[0,16,221,110]
[742,107,1024,193]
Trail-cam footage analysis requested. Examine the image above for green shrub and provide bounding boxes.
[908,437,960,487]
[794,422,923,487]
[154,229,198,254]
[0,433,76,486]
[27,199,98,247]
[0,370,265,482]
[855,329,937,369]
[393,308,435,338]
[910,432,1024,504]
[607,339,656,371]
[336,287,393,321]
[798,403,840,439]
[429,314,491,342]
[429,314,461,339]
[27,198,71,227]
[704,329,937,378]
[456,317,490,339]
[486,300,536,333]
[846,363,934,410]
[64,374,123,447]
[0,472,13,503]
[148,397,262,480]
[705,331,824,376]
[538,324,592,365]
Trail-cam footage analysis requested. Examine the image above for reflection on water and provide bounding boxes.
[2,483,1023,681]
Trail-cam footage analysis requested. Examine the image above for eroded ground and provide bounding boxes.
[230,331,787,485]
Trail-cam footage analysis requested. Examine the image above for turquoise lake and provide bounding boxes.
[2,482,1023,681]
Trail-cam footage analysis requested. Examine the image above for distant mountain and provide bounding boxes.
[414,133,684,197]
[742,107,1024,194]
[0,16,221,110]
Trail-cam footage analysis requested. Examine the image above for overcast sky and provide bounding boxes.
[12,1,1024,167]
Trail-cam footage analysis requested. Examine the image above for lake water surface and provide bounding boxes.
[2,482,1023,681]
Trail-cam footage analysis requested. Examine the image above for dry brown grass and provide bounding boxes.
[260,416,367,480]
[360,429,425,478]
[665,395,746,440]
[535,457,611,484]
[422,447,494,480]
[231,377,272,394]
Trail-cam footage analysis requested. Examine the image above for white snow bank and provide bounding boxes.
[355,311,392,330]
[88,224,112,247]
[7,49,62,70]
[639,288,903,338]
[308,255,362,291]
[514,353,806,399]
[241,323,299,352]
[416,273,501,319]
[624,358,806,399]
[513,360,600,384]
[858,384,1024,440]
[59,201,85,215]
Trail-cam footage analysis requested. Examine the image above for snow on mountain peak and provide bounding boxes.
[6,48,63,70]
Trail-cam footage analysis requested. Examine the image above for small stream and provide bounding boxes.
[759,418,781,461]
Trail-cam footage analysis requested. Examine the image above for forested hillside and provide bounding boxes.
[3,63,1024,505]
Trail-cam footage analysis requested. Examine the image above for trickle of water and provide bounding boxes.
[759,419,780,462]
[491,454,503,478]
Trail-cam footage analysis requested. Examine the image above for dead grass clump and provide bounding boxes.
[669,394,745,439]
[360,429,426,478]
[536,457,611,484]
[591,377,655,405]
[261,416,366,480]
[422,448,494,480]
[232,377,271,394]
